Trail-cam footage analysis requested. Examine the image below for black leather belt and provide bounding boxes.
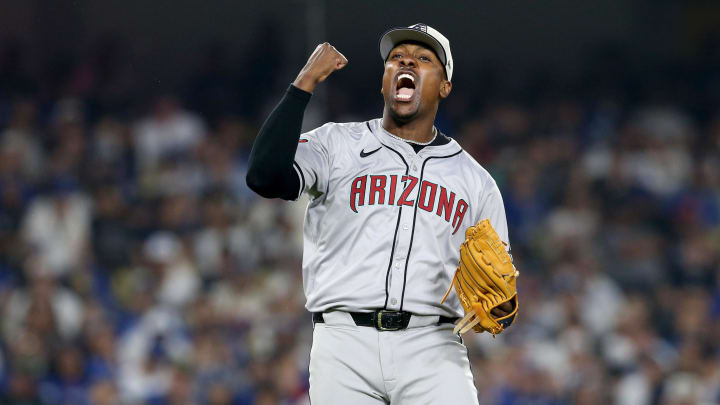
[313,310,458,331]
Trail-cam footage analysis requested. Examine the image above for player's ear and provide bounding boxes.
[439,80,452,99]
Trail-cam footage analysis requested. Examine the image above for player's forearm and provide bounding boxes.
[246,84,311,199]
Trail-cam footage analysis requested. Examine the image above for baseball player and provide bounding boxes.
[247,23,513,404]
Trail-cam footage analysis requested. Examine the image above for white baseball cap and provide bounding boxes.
[379,23,453,81]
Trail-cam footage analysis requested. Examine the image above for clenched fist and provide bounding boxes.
[293,43,348,93]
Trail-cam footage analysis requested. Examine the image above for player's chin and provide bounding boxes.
[389,101,421,121]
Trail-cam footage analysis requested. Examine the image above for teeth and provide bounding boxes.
[397,94,412,100]
[398,73,414,83]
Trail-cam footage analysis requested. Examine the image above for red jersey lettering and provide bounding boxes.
[388,175,398,206]
[436,187,455,221]
[350,176,367,213]
[418,181,438,212]
[397,175,418,206]
[452,199,469,235]
[369,175,386,205]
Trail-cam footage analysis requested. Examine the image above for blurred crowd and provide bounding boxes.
[0,32,719,405]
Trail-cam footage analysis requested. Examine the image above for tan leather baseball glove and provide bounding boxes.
[441,219,519,335]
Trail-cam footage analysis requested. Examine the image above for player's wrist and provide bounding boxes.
[287,83,313,100]
[293,74,318,94]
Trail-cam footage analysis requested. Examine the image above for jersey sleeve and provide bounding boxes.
[292,122,336,199]
[479,179,511,252]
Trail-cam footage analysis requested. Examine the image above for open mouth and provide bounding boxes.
[395,72,416,102]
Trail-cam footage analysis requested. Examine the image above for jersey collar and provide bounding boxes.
[369,119,462,158]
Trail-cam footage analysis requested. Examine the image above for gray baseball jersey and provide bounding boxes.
[292,118,510,318]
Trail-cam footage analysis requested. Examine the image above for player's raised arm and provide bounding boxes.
[246,43,347,199]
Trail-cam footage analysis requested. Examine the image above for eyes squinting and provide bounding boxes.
[389,53,433,63]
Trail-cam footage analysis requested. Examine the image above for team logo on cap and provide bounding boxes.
[409,23,427,33]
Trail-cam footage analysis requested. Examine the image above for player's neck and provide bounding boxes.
[381,114,436,144]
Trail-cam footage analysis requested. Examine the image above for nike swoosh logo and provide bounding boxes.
[360,147,381,158]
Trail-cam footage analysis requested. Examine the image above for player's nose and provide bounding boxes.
[399,55,416,68]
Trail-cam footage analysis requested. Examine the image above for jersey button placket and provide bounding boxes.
[388,187,412,310]
[388,160,417,311]
[388,247,404,310]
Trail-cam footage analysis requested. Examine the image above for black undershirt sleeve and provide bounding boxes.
[246,84,312,200]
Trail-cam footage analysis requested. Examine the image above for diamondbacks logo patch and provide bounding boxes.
[299,139,308,143]
[410,23,428,33]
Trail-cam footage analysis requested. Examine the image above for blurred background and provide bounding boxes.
[0,1,719,404]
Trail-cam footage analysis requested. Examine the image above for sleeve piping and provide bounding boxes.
[292,161,306,199]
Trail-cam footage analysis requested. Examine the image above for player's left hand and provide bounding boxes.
[491,301,513,318]
[442,219,519,335]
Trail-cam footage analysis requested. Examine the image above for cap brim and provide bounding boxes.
[379,28,447,66]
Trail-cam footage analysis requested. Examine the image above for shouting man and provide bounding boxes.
[247,23,513,404]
